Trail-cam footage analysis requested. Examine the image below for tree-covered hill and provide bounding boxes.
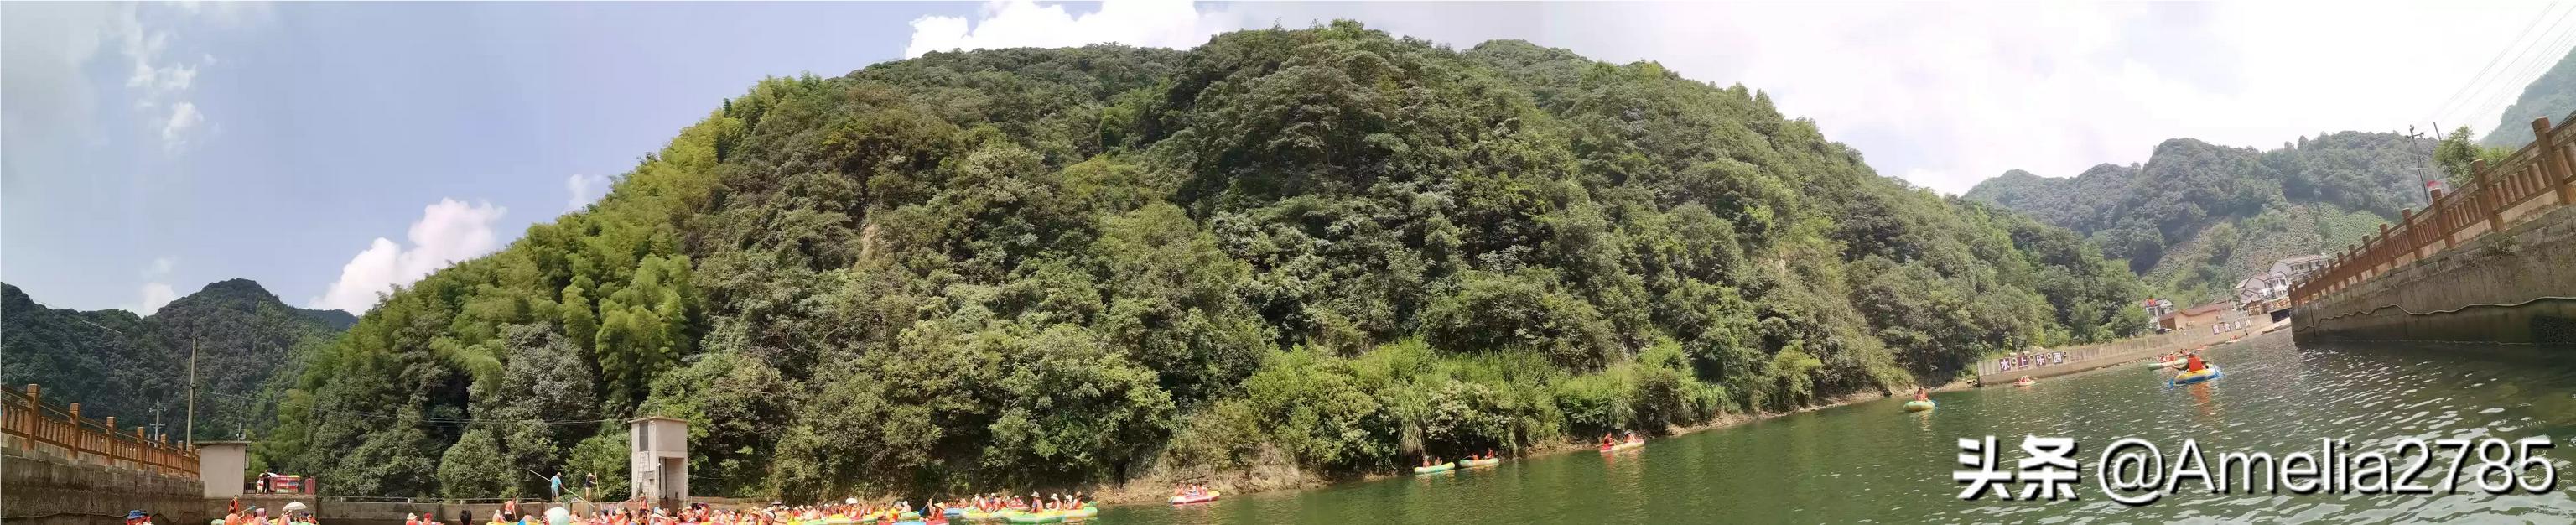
[1963,132,2428,303]
[0,279,350,441]
[2481,47,2576,148]
[260,22,2146,501]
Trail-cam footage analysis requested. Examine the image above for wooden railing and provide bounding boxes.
[0,383,200,477]
[2291,116,2576,305]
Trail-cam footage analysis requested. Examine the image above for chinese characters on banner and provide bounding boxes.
[1993,351,2070,373]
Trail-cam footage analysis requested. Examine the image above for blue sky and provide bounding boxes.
[5,1,2567,314]
[5,2,946,313]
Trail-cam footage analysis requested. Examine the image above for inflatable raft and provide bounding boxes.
[1170,491,1221,506]
[1458,457,1502,468]
[2171,366,2222,386]
[1903,399,1936,412]
[998,510,1061,524]
[1600,439,1644,453]
[1412,461,1456,474]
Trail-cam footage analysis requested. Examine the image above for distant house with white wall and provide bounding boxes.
[2233,254,2324,314]
[2273,254,2327,285]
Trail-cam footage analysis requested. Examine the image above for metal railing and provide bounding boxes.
[2291,116,2576,305]
[0,383,200,476]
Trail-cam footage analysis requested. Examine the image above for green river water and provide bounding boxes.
[1099,332,2576,523]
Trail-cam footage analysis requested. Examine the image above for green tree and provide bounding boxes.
[437,429,513,499]
[2435,126,2516,189]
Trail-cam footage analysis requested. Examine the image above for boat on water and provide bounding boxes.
[2171,366,2222,386]
[1169,491,1220,506]
[1600,439,1644,453]
[1903,399,1936,412]
[1412,461,1457,474]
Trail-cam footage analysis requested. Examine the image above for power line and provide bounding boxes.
[2423,3,2566,125]
[2429,4,2576,128]
[2459,18,2576,130]
[199,389,626,427]
[2424,3,2573,126]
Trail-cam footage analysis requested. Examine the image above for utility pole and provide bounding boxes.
[185,338,197,446]
[151,401,167,441]
[2406,125,2437,203]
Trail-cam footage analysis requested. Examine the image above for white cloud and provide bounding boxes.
[309,199,509,313]
[160,101,201,147]
[128,60,195,96]
[903,0,1239,58]
[129,282,179,315]
[122,257,179,314]
[924,3,2563,195]
[15,2,237,153]
[171,1,273,28]
[3,3,122,154]
[126,27,214,151]
[565,173,614,211]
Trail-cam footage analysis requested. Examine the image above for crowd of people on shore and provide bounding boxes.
[207,501,316,525]
[419,491,1100,525]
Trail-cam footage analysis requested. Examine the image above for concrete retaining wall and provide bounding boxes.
[2293,205,2576,346]
[1974,325,2258,386]
[3,445,207,525]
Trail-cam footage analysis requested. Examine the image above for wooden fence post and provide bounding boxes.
[2340,249,2355,290]
[2539,117,2575,206]
[2375,226,2392,268]
[2400,208,2419,257]
[2436,189,2459,248]
[66,402,82,460]
[2476,160,2505,231]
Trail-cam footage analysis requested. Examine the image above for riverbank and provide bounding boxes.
[1085,377,1976,507]
[1097,333,2576,523]
[1090,330,2269,507]
[2012,330,2287,387]
[1973,324,2260,386]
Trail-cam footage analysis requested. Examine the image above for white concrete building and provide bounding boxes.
[629,416,688,508]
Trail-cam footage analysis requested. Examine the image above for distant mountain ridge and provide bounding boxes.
[2481,47,2576,148]
[0,278,351,440]
[1965,132,2428,303]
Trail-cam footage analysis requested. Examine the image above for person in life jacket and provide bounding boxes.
[2185,351,2207,372]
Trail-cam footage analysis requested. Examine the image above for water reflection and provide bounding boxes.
[1101,332,2576,524]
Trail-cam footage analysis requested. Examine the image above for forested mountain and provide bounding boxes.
[261,22,2145,501]
[1963,132,2428,303]
[2481,47,2576,148]
[0,279,351,441]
